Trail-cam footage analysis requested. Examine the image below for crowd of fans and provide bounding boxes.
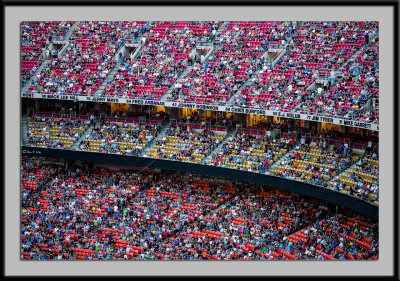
[166,21,293,105]
[147,124,226,163]
[269,136,363,188]
[23,110,378,203]
[157,185,378,260]
[232,21,378,116]
[283,214,378,260]
[27,115,89,149]
[26,22,138,96]
[208,129,296,172]
[329,150,379,203]
[21,21,74,87]
[78,119,161,156]
[20,158,379,260]
[22,21,379,123]
[297,40,379,123]
[103,21,220,100]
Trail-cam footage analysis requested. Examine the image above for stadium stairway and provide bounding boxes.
[200,44,215,63]
[56,41,72,58]
[225,22,304,107]
[328,160,359,187]
[63,21,79,41]
[160,23,224,102]
[159,64,195,102]
[93,61,122,97]
[21,114,28,146]
[336,47,365,73]
[271,46,288,68]
[270,22,303,69]
[265,137,301,174]
[141,120,172,157]
[115,29,147,62]
[128,41,145,61]
[21,22,79,95]
[327,143,375,187]
[156,179,243,252]
[70,123,94,150]
[52,22,79,59]
[337,33,378,73]
[212,22,227,45]
[21,59,51,95]
[292,33,379,112]
[200,128,237,165]
[93,32,148,97]
[225,49,270,107]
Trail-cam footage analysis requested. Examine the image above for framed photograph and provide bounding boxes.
[3,0,398,278]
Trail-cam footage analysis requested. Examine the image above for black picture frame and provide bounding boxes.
[3,0,399,279]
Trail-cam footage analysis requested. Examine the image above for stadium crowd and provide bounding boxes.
[103,21,221,100]
[329,150,379,203]
[208,129,297,172]
[166,21,293,105]
[26,21,137,96]
[147,124,226,163]
[23,109,378,203]
[21,21,74,87]
[78,119,161,155]
[27,115,89,149]
[297,39,379,123]
[22,21,379,123]
[270,136,362,187]
[20,158,379,260]
[20,20,380,262]
[231,21,378,117]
